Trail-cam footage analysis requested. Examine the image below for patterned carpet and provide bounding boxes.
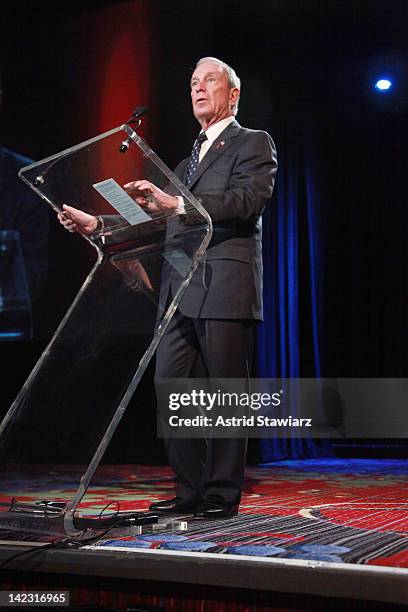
[85,459,408,567]
[0,459,408,612]
[1,459,407,568]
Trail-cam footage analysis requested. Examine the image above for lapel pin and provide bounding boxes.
[215,140,226,150]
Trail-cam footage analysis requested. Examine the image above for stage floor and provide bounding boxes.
[0,458,407,607]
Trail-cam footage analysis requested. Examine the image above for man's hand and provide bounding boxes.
[124,180,179,213]
[57,204,98,235]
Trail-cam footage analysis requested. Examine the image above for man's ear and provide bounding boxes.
[230,87,240,108]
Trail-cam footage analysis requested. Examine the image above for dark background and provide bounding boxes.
[1,0,407,463]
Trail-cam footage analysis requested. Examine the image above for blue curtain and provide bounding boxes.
[257,119,331,461]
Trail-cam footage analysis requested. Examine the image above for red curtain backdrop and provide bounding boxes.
[73,0,153,142]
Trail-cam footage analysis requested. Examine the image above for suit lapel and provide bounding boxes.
[187,120,241,190]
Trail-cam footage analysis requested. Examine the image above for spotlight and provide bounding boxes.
[375,78,392,92]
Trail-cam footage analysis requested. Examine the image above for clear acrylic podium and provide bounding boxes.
[0,123,211,537]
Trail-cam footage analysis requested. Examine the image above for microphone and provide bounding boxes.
[130,105,150,120]
[119,106,150,153]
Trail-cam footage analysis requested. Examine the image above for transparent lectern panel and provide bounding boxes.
[0,125,211,536]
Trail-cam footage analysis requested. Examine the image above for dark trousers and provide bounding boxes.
[155,309,255,504]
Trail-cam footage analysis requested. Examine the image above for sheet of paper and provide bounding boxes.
[92,178,151,225]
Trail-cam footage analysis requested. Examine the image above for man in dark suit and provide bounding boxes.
[123,57,277,518]
[60,57,277,518]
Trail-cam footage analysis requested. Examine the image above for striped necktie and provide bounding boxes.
[185,132,207,186]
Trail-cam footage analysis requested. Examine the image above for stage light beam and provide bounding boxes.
[375,78,392,92]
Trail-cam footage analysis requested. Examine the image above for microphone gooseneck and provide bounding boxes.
[119,106,150,153]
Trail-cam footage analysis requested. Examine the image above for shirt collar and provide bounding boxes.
[202,116,235,146]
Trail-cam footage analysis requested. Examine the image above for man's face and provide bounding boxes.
[190,60,239,129]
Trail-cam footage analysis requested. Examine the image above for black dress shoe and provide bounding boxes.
[194,495,239,519]
[149,497,199,513]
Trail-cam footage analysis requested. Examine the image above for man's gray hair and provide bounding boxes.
[196,56,241,115]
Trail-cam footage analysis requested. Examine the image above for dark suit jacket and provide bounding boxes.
[166,120,277,321]
[99,120,277,321]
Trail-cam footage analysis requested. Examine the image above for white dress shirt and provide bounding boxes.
[198,115,235,162]
[176,115,236,213]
